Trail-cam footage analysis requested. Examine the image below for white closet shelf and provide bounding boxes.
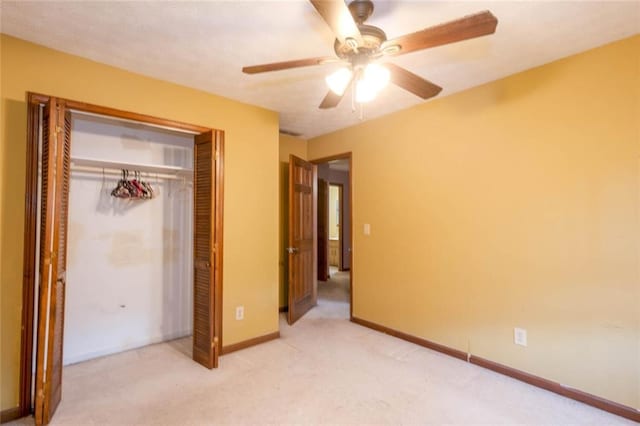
[71,156,193,175]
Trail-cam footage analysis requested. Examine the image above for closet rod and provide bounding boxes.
[71,165,189,181]
[71,156,193,176]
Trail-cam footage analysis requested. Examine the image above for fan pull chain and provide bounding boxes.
[351,80,356,113]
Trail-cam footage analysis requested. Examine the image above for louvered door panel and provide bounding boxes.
[46,109,71,417]
[34,98,68,426]
[193,130,217,369]
[38,105,51,273]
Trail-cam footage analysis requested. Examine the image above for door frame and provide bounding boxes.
[18,92,224,417]
[310,153,353,319]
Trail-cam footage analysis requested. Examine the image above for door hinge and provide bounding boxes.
[211,337,219,348]
[215,150,220,161]
[56,126,63,133]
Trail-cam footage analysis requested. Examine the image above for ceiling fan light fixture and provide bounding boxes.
[355,78,377,103]
[363,63,390,92]
[326,67,353,96]
[354,63,390,103]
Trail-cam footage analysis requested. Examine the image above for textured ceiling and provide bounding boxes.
[1,1,638,138]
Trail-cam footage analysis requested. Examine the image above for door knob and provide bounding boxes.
[286,247,299,254]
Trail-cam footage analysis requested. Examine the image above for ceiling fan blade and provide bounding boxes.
[310,0,363,45]
[319,75,354,109]
[242,56,337,74]
[382,11,498,56]
[386,63,442,99]
[319,91,343,109]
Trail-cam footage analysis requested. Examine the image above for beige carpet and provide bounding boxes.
[317,267,350,307]
[9,271,634,425]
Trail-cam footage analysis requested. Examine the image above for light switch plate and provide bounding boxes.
[364,224,371,235]
[514,327,527,346]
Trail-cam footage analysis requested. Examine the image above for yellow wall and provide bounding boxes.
[278,134,308,308]
[308,35,640,408]
[0,35,280,410]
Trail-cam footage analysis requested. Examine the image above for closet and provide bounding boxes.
[19,93,224,426]
[64,113,193,365]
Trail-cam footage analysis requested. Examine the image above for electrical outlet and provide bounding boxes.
[514,327,527,346]
[235,306,244,320]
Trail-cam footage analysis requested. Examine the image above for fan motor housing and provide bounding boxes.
[334,24,387,58]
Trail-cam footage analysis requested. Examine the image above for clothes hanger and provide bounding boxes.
[111,169,130,198]
[130,170,145,199]
[171,175,189,199]
[140,172,154,199]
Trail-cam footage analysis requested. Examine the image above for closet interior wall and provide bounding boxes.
[62,113,194,365]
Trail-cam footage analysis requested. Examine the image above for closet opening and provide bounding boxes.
[19,93,224,425]
[63,112,195,366]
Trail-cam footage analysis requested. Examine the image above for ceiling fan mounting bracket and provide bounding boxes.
[348,0,375,25]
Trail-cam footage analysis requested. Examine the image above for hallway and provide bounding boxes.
[315,266,350,318]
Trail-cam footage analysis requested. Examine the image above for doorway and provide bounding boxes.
[281,152,353,326]
[328,183,343,270]
[315,156,352,318]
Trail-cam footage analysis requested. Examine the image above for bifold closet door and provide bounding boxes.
[34,98,71,426]
[193,130,222,369]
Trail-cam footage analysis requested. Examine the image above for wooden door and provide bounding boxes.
[34,98,71,425]
[317,178,329,281]
[192,130,222,369]
[288,155,317,324]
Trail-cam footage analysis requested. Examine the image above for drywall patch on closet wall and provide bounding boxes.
[64,114,194,365]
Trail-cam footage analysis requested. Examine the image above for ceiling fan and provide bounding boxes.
[242,0,498,109]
